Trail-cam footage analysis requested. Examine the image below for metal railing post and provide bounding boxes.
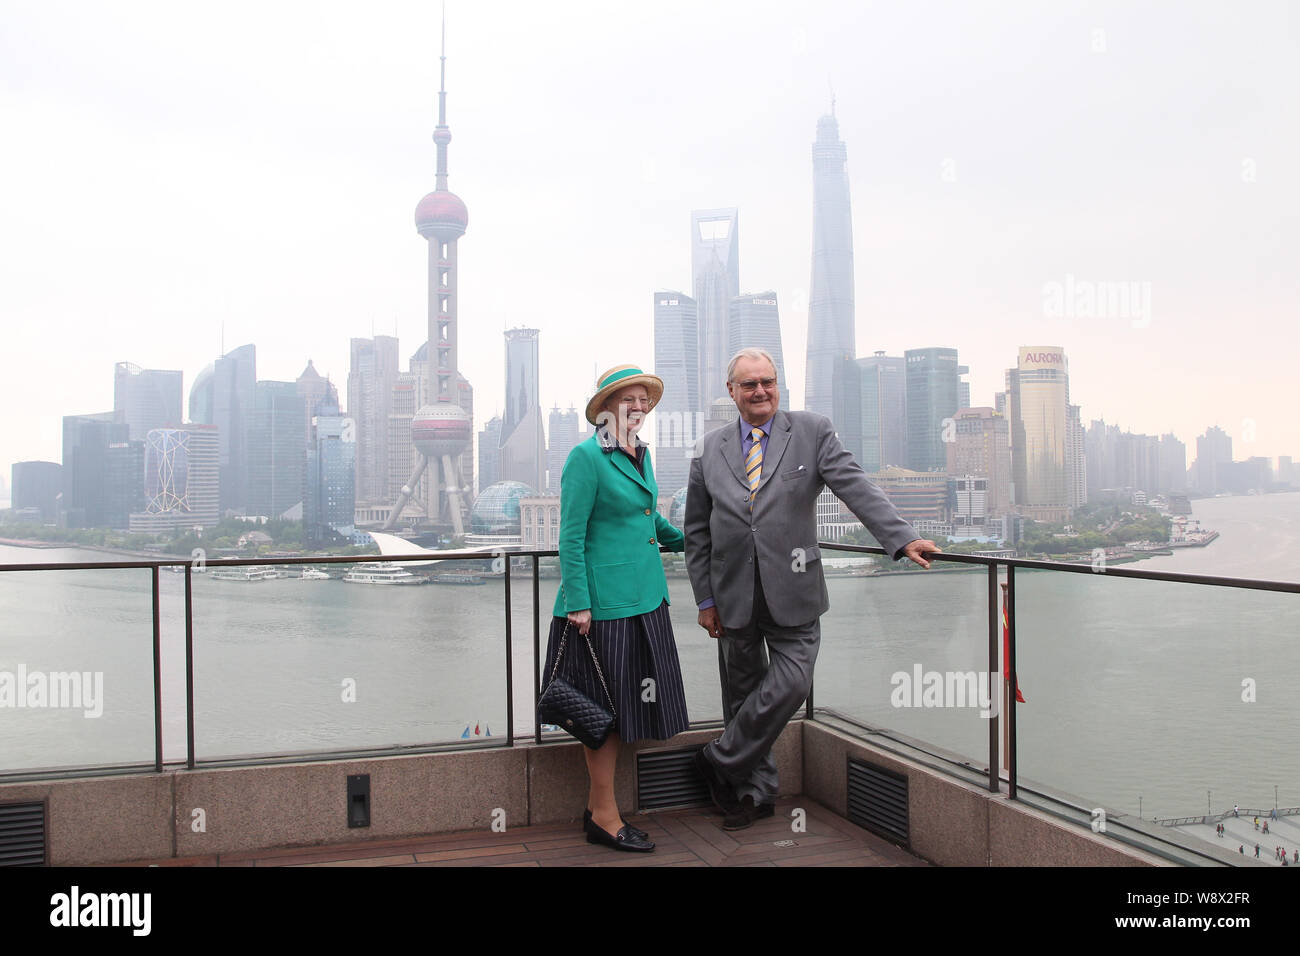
[504,557,514,747]
[151,566,163,773]
[533,555,542,745]
[185,563,196,770]
[987,563,998,793]
[1007,565,1018,799]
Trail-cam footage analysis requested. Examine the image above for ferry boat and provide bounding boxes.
[299,569,331,581]
[210,566,278,582]
[341,563,427,585]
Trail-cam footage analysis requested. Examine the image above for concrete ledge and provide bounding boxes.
[800,720,1166,867]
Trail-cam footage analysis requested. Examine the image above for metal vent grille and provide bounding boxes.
[847,758,909,846]
[636,748,710,811]
[0,802,46,867]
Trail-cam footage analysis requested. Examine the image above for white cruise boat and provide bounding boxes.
[210,566,278,582]
[341,562,426,585]
[299,569,331,580]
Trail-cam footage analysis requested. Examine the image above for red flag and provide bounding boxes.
[1002,588,1026,703]
[474,722,481,735]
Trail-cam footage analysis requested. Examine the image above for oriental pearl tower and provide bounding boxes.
[385,16,474,535]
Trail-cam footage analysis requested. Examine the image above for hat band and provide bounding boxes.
[598,367,646,390]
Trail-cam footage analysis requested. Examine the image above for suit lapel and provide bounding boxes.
[609,444,652,495]
[754,411,792,493]
[721,419,749,489]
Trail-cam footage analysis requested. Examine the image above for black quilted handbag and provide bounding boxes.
[537,621,617,749]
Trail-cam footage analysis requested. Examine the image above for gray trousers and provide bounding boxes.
[705,574,820,804]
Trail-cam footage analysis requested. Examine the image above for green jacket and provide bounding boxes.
[553,427,685,620]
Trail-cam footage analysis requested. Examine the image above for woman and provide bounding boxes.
[543,364,689,853]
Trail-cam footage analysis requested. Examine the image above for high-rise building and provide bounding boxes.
[1009,346,1070,522]
[653,290,699,495]
[1159,434,1187,492]
[388,374,420,511]
[295,360,331,451]
[1194,426,1232,495]
[386,22,475,535]
[11,461,62,524]
[62,413,143,528]
[114,363,183,441]
[305,387,355,545]
[692,208,740,406]
[805,111,856,431]
[128,425,220,533]
[905,347,967,473]
[499,327,546,493]
[547,406,581,493]
[856,352,907,472]
[727,292,789,412]
[190,344,255,515]
[247,381,305,519]
[1066,404,1087,510]
[946,407,1013,516]
[347,335,399,506]
[477,416,502,494]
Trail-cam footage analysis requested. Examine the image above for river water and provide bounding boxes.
[1,490,1297,822]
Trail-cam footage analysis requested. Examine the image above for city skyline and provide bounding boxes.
[3,1,1297,474]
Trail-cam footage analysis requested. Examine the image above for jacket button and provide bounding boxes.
[649,538,656,544]
[644,508,651,515]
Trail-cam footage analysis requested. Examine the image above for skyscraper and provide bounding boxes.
[498,327,546,493]
[477,415,502,494]
[692,208,739,406]
[1194,426,1233,495]
[547,406,581,493]
[189,343,255,515]
[904,347,967,473]
[856,351,907,472]
[247,380,305,519]
[805,111,856,428]
[10,461,61,524]
[347,335,399,506]
[946,407,1013,517]
[386,18,475,535]
[62,412,143,528]
[128,425,220,533]
[653,290,698,495]
[1009,346,1071,522]
[727,292,789,412]
[114,363,183,441]
[305,386,355,545]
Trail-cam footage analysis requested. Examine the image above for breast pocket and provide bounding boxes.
[781,465,808,481]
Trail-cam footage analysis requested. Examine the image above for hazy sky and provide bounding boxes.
[2,0,1297,480]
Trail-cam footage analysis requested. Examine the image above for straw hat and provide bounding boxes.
[585,365,664,425]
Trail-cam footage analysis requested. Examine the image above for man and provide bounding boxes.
[684,347,939,829]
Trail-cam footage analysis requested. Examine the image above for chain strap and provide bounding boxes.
[548,620,617,716]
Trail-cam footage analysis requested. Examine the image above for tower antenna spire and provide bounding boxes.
[435,2,450,190]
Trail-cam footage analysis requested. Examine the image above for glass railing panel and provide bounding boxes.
[815,550,994,767]
[189,557,508,760]
[1013,567,1300,837]
[0,566,157,773]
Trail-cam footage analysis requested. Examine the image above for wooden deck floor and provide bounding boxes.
[117,796,927,867]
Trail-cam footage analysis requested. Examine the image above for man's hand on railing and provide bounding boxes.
[902,539,942,569]
[698,606,724,639]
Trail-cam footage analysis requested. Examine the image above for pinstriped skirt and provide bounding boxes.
[542,601,690,746]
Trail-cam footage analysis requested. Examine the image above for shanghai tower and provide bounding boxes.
[804,110,857,451]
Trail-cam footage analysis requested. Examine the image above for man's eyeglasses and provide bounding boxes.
[733,377,777,393]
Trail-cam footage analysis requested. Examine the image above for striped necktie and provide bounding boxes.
[746,427,763,511]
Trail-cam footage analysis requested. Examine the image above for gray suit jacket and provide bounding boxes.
[684,409,920,629]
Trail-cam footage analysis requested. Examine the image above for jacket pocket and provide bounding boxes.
[591,562,637,608]
[781,466,808,480]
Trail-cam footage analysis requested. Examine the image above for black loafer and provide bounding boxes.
[694,748,740,815]
[584,815,655,852]
[584,808,649,842]
[722,795,776,831]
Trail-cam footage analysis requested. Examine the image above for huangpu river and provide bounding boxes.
[1,490,1298,823]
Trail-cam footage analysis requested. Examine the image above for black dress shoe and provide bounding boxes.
[584,808,649,841]
[694,748,740,814]
[584,815,655,852]
[722,795,776,831]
